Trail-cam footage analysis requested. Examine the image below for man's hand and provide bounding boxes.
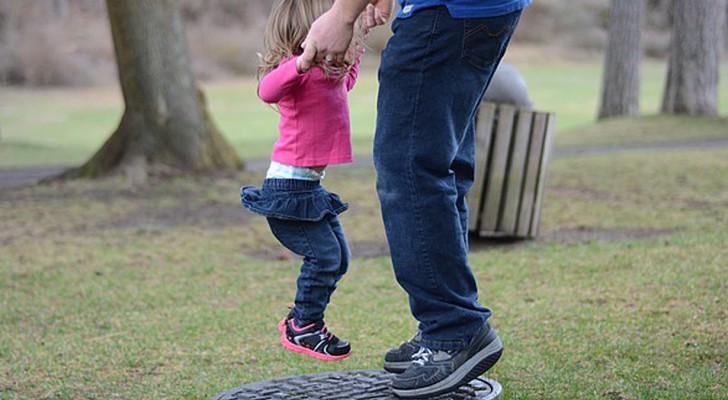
[299,0,393,72]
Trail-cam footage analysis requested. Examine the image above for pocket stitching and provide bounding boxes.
[462,18,515,69]
[465,23,512,40]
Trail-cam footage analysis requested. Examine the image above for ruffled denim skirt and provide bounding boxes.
[240,179,348,222]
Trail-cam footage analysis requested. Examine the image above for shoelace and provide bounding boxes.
[284,310,334,341]
[320,326,334,341]
[411,347,434,366]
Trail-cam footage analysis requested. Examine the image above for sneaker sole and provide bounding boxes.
[383,361,410,374]
[391,335,503,399]
[278,319,352,362]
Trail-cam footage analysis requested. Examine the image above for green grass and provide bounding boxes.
[519,61,728,133]
[1,61,727,398]
[1,145,726,398]
[1,62,727,168]
[554,114,728,148]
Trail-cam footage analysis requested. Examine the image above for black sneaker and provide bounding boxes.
[278,314,352,361]
[384,331,422,373]
[391,323,503,399]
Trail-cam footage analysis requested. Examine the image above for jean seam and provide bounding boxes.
[294,220,321,322]
[331,217,349,279]
[407,8,444,298]
[329,217,347,300]
[295,221,318,270]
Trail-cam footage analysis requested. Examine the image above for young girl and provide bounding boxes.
[240,0,366,361]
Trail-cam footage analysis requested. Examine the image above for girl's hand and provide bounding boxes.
[360,3,389,37]
[371,0,394,23]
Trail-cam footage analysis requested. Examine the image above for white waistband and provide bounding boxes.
[266,161,325,181]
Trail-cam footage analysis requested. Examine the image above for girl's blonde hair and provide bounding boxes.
[258,0,361,80]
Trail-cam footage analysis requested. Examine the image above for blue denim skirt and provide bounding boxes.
[240,179,348,222]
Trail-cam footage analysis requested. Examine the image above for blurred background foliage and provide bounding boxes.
[1,0,725,87]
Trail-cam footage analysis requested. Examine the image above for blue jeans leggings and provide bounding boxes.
[267,215,350,324]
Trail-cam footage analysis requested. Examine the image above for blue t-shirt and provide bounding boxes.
[397,0,532,18]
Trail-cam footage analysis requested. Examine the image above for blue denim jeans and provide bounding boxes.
[374,7,522,351]
[267,214,350,324]
[241,179,350,324]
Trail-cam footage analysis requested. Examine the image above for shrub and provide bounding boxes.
[0,1,111,86]
[0,0,711,87]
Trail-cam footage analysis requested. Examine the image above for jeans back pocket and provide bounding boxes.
[462,11,522,70]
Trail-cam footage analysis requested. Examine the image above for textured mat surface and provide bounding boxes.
[211,370,502,400]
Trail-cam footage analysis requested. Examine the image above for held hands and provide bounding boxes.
[299,5,351,74]
[299,0,392,73]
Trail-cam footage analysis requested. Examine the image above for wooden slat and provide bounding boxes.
[516,112,548,237]
[467,103,497,232]
[499,110,533,234]
[529,113,556,237]
[480,104,516,233]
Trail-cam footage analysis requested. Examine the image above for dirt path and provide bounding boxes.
[2,138,727,189]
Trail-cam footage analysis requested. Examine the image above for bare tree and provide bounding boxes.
[646,0,671,28]
[661,0,727,116]
[64,0,242,180]
[53,0,69,19]
[598,0,645,119]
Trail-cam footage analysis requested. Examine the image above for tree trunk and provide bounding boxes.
[598,0,645,120]
[661,0,727,116]
[646,0,671,29]
[53,0,69,19]
[64,0,242,180]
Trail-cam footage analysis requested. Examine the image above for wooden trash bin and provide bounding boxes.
[467,102,555,239]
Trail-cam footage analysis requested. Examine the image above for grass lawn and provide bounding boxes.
[1,144,726,398]
[1,61,727,398]
[1,62,727,168]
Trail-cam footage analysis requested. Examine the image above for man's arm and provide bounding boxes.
[299,0,393,71]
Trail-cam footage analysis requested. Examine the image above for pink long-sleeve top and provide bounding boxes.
[258,55,361,167]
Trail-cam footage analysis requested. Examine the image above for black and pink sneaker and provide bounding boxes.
[278,314,352,361]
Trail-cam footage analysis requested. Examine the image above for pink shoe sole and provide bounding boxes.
[278,319,352,362]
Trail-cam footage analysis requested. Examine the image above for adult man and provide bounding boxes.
[302,1,531,398]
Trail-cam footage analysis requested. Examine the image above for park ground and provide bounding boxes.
[1,62,727,399]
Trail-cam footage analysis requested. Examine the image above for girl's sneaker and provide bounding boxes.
[278,314,352,361]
